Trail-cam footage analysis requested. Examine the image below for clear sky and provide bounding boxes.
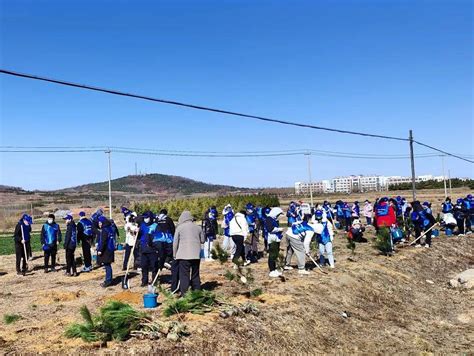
[0,0,473,190]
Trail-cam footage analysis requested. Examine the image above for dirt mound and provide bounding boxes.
[107,291,143,305]
[37,290,86,304]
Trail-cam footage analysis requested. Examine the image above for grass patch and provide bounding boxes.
[4,313,22,324]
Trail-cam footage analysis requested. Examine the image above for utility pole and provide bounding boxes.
[448,169,452,196]
[305,152,314,207]
[441,155,447,198]
[409,130,416,201]
[106,149,113,219]
[135,162,138,176]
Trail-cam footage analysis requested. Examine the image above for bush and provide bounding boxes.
[65,301,149,342]
[162,290,217,317]
[132,194,280,221]
[375,227,393,255]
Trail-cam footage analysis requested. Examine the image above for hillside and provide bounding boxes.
[58,173,247,196]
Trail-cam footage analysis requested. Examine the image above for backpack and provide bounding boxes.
[106,227,116,252]
[391,227,404,242]
[202,218,216,237]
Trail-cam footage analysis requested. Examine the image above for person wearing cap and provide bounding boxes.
[422,201,432,215]
[63,214,78,276]
[221,204,236,258]
[265,207,285,277]
[13,214,33,275]
[96,215,116,287]
[138,211,158,287]
[363,200,373,226]
[313,209,335,268]
[351,201,360,221]
[123,212,139,271]
[77,211,94,272]
[41,214,62,272]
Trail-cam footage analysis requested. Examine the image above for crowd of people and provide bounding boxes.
[12,193,473,296]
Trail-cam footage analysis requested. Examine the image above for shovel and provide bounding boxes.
[122,229,139,290]
[20,225,28,273]
[409,222,440,246]
[306,253,328,274]
[147,269,162,294]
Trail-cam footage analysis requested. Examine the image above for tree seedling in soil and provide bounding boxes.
[3,313,22,324]
[375,227,393,256]
[161,288,218,317]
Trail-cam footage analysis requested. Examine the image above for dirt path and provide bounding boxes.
[0,229,472,354]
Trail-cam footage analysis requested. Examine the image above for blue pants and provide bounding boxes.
[104,263,112,283]
[366,217,372,225]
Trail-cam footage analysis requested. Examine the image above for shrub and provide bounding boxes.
[3,314,21,324]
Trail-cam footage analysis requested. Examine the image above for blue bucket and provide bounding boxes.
[117,243,124,251]
[143,293,158,308]
[445,228,453,236]
[432,229,439,237]
[335,221,341,229]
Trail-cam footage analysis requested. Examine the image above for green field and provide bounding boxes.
[0,227,126,256]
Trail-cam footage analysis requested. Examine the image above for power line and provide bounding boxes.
[413,140,474,164]
[0,68,408,142]
[1,146,467,160]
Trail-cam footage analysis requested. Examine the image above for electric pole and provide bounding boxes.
[441,155,447,198]
[448,169,452,196]
[305,152,314,207]
[106,149,113,219]
[409,130,416,201]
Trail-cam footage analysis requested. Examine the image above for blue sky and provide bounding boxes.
[1,0,472,190]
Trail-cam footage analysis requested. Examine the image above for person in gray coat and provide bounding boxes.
[173,210,205,296]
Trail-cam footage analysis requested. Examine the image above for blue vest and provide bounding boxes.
[78,218,93,237]
[246,212,257,232]
[442,203,453,214]
[140,222,157,248]
[318,222,331,245]
[43,223,60,245]
[291,221,313,239]
[98,225,116,252]
[68,224,78,248]
[376,204,389,217]
[224,212,234,237]
[336,205,343,217]
[271,218,283,240]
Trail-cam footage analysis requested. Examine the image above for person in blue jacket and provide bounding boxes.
[464,194,473,232]
[343,202,352,232]
[245,203,259,262]
[96,215,116,288]
[13,214,32,275]
[41,214,62,272]
[286,202,299,227]
[153,209,176,272]
[442,197,453,214]
[222,204,235,256]
[138,211,158,286]
[453,198,467,235]
[77,211,94,272]
[265,207,284,277]
[63,214,78,277]
[411,201,436,248]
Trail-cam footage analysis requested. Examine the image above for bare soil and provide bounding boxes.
[0,226,472,354]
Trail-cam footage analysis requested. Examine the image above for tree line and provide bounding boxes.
[388,179,474,191]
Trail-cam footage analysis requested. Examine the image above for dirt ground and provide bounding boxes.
[0,225,473,354]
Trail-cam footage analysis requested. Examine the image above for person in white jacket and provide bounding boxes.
[363,200,373,226]
[229,210,250,267]
[312,210,335,268]
[123,213,139,271]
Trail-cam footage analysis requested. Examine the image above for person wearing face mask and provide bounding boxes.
[63,214,78,277]
[41,214,62,273]
[138,211,158,287]
[13,214,33,276]
[201,208,217,261]
[77,211,94,272]
[96,215,116,287]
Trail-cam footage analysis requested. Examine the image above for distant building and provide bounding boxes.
[295,173,446,194]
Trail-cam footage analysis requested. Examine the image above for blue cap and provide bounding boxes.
[422,201,430,207]
[98,215,108,223]
[63,214,73,220]
[315,210,323,218]
[79,211,86,217]
[21,214,33,224]
[142,211,154,218]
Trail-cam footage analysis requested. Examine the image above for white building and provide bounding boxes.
[295,180,332,194]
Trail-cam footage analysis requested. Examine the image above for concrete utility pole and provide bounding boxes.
[448,169,452,196]
[106,149,113,219]
[441,155,447,198]
[409,130,416,201]
[305,152,314,207]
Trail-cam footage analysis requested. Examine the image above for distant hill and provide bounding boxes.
[58,174,248,196]
[0,185,25,193]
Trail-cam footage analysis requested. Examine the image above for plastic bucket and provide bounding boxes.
[143,293,158,308]
[117,244,124,251]
[445,228,453,236]
[432,229,440,237]
[335,221,341,229]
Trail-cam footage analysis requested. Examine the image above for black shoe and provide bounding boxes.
[44,269,49,273]
[100,282,112,288]
[140,282,147,287]
[17,271,22,276]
